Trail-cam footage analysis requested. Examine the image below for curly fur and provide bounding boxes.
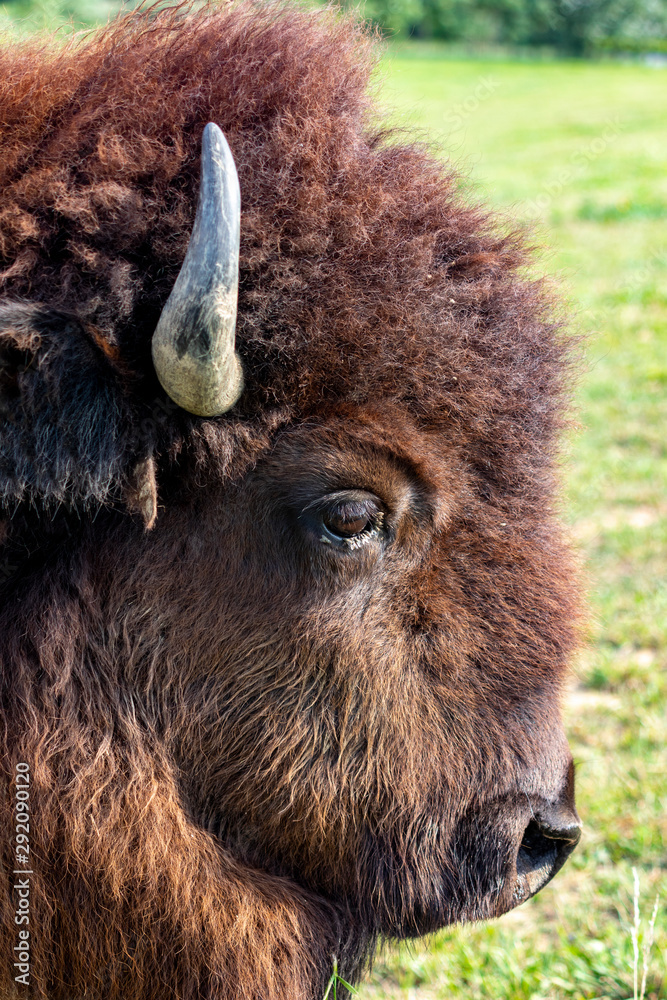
[0,4,581,998]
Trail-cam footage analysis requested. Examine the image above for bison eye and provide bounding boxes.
[324,506,372,537]
[303,491,386,549]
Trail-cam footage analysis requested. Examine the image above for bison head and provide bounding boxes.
[0,5,581,998]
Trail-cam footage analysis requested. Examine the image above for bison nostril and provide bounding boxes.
[515,816,581,899]
[537,817,582,845]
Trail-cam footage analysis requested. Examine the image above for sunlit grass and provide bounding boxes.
[359,50,666,1000]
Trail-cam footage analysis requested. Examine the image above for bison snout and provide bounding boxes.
[515,809,581,895]
[503,781,581,913]
[491,759,582,917]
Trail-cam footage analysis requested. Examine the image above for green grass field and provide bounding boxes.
[356,50,667,1000]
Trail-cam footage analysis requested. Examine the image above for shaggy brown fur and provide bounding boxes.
[0,4,581,998]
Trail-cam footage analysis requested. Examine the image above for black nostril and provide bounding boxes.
[519,816,580,857]
[515,815,581,898]
[509,764,582,907]
[537,816,582,845]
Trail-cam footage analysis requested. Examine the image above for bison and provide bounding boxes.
[0,4,582,998]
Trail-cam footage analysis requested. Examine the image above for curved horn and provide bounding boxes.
[151,123,243,416]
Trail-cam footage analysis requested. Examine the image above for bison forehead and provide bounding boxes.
[0,2,572,513]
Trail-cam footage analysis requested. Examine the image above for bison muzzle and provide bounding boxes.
[0,4,581,998]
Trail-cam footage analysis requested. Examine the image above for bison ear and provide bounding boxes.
[0,302,137,510]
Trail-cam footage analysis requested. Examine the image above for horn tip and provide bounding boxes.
[152,336,244,418]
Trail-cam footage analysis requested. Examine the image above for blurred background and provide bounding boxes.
[1,0,665,997]
[2,0,667,52]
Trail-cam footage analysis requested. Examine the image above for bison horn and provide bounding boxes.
[151,122,244,416]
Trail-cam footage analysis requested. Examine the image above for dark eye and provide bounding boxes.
[303,491,386,548]
[323,500,376,539]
